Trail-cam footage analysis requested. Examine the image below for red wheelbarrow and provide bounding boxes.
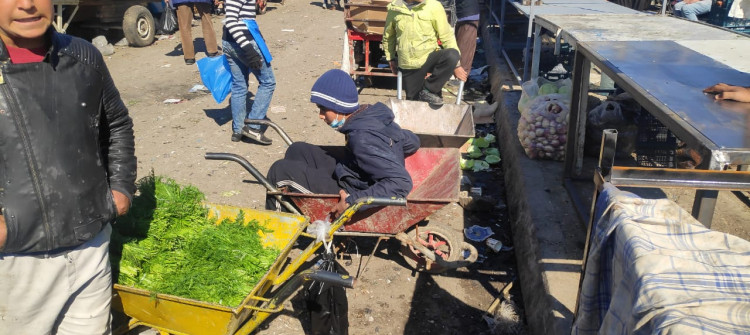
[205,121,477,273]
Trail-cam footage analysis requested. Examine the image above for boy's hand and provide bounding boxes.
[112,190,131,216]
[332,189,349,219]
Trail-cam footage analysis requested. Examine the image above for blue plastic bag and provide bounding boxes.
[197,55,232,104]
[244,19,273,65]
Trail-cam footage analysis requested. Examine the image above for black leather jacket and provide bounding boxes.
[0,30,137,254]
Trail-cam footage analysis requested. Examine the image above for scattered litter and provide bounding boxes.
[486,281,524,334]
[469,65,490,82]
[188,84,209,93]
[464,225,494,242]
[470,187,482,197]
[331,26,340,29]
[460,175,471,186]
[221,190,240,197]
[270,105,287,114]
[163,98,183,104]
[281,29,295,32]
[161,64,172,68]
[548,63,567,75]
[486,238,503,252]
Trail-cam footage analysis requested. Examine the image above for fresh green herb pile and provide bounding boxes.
[111,175,280,307]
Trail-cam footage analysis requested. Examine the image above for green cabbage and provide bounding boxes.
[468,145,484,158]
[485,155,501,164]
[472,160,490,172]
[539,83,559,95]
[484,148,500,157]
[460,158,475,170]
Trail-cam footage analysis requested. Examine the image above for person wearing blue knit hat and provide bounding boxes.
[266,69,421,217]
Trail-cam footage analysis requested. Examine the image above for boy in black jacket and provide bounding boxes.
[0,0,136,332]
[267,69,420,217]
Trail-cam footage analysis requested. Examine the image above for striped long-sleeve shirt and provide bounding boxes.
[224,0,257,54]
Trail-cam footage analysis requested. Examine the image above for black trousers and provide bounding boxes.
[400,48,460,100]
[266,142,341,210]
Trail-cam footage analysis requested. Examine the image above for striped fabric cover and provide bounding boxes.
[572,183,750,335]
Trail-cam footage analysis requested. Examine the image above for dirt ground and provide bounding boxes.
[102,2,520,334]
[98,0,749,333]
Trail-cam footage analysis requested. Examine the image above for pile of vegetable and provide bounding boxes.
[461,134,501,172]
[111,175,280,307]
[517,78,572,161]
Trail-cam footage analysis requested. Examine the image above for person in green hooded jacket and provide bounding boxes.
[383,0,467,104]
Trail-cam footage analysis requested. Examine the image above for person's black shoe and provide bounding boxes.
[242,126,273,145]
[207,52,219,57]
[418,89,443,105]
[185,58,195,65]
[231,133,242,142]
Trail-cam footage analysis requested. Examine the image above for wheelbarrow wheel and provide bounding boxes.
[400,224,460,274]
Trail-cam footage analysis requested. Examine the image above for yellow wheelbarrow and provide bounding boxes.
[112,198,404,335]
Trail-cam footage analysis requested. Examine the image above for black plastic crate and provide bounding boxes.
[635,112,677,168]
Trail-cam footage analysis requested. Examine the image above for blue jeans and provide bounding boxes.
[674,0,712,21]
[222,39,276,134]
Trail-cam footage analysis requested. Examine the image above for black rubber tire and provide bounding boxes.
[400,223,460,274]
[123,5,155,47]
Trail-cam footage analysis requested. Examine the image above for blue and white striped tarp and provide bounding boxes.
[572,183,750,335]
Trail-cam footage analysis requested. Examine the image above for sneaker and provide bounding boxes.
[242,126,273,145]
[231,133,242,142]
[418,89,443,105]
[185,58,195,65]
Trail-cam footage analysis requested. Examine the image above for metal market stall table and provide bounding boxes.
[530,13,748,82]
[564,39,750,227]
[492,0,642,81]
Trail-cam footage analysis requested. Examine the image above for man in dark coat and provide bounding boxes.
[266,69,420,217]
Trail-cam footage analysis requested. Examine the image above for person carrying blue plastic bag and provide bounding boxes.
[222,0,275,144]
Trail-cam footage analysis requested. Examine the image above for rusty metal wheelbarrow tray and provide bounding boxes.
[112,205,323,335]
[284,147,460,235]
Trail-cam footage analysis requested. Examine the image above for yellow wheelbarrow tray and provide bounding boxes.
[111,203,354,335]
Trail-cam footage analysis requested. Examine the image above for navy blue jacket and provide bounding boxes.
[334,102,420,204]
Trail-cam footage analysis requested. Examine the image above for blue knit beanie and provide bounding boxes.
[310,69,359,114]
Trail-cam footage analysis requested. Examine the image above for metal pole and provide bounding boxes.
[397,71,403,100]
[522,0,536,81]
[456,81,465,105]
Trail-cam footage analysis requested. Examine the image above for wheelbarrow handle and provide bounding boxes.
[329,197,407,233]
[307,269,356,289]
[249,269,355,314]
[204,152,300,214]
[244,119,294,146]
[353,197,407,207]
